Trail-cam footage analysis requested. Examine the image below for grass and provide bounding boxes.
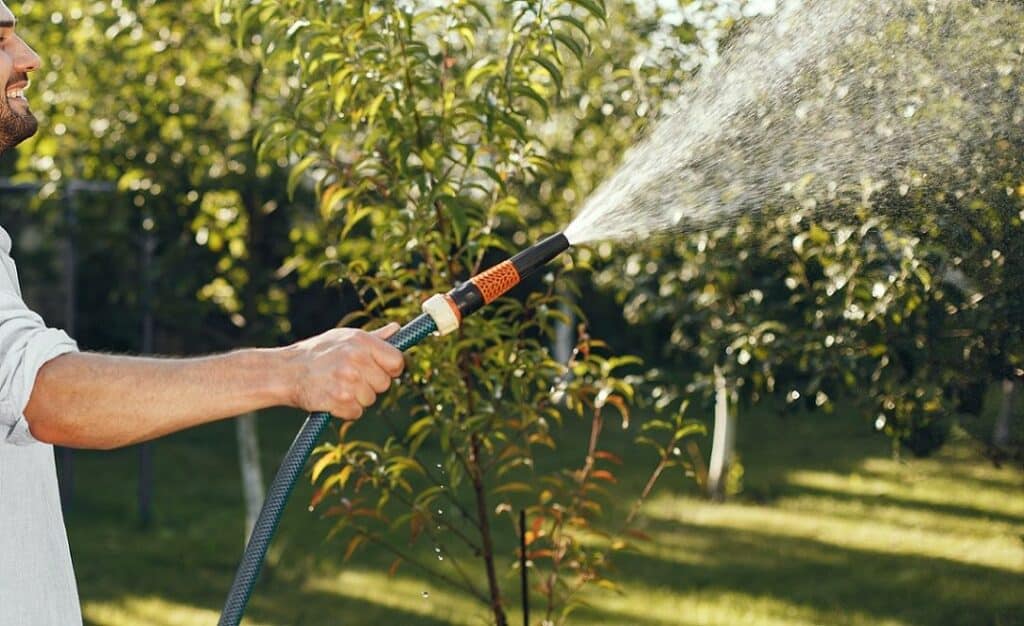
[66,400,1023,626]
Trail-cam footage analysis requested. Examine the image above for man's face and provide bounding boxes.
[0,1,41,153]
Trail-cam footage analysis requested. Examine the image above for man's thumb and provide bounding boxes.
[371,322,401,340]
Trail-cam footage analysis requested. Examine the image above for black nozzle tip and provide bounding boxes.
[510,232,571,278]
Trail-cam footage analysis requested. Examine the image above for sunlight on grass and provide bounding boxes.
[305,563,904,626]
[304,568,486,625]
[789,464,1024,520]
[585,588,910,626]
[70,415,1023,626]
[83,596,266,626]
[642,453,1024,574]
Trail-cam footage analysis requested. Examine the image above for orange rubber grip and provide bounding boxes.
[443,294,462,322]
[471,260,521,304]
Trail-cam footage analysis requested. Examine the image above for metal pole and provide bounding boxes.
[138,210,156,528]
[57,185,78,512]
[520,509,530,626]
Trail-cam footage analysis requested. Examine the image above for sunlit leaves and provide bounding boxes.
[216,0,707,620]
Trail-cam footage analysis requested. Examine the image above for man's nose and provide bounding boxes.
[11,36,41,73]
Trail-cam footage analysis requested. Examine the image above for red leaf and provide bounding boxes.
[388,558,402,577]
[624,529,652,542]
[344,535,365,561]
[309,487,327,510]
[593,450,623,465]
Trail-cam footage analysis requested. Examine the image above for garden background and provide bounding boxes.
[0,0,1021,624]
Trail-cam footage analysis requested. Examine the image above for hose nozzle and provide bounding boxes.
[422,232,571,335]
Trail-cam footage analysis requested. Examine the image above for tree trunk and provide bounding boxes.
[236,412,265,542]
[707,366,737,502]
[993,378,1019,449]
[233,67,270,546]
[469,435,507,626]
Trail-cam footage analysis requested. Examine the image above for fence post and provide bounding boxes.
[707,365,737,502]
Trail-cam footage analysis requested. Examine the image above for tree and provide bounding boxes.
[216,0,705,622]
[15,0,316,536]
[596,0,1024,465]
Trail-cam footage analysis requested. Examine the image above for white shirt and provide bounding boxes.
[0,225,82,625]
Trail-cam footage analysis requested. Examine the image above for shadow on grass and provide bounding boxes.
[67,405,1024,626]
[81,581,459,626]
[570,517,1024,626]
[770,483,1024,528]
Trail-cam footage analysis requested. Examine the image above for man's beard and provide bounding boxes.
[0,97,38,152]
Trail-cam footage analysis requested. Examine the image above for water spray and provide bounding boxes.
[219,232,571,626]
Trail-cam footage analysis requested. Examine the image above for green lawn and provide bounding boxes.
[67,401,1023,626]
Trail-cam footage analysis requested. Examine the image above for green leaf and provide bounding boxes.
[288,154,320,199]
[311,449,340,483]
[551,14,590,42]
[571,0,606,20]
[342,207,375,239]
[551,32,585,61]
[406,416,435,440]
[321,465,354,492]
[512,84,550,117]
[530,55,563,92]
[464,57,498,89]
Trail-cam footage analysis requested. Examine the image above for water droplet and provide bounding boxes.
[437,509,444,516]
[421,591,430,599]
[437,554,445,561]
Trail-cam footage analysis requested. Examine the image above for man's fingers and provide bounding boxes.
[365,367,393,394]
[352,382,376,409]
[368,325,406,377]
[335,405,363,421]
[371,322,400,340]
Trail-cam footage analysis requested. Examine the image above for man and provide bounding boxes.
[0,3,405,623]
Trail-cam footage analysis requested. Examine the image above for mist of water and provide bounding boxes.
[564,0,1024,245]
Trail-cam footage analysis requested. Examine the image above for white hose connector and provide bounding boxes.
[422,293,461,336]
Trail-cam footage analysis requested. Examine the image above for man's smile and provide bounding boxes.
[5,79,28,102]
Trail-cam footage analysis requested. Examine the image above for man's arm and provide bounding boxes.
[24,325,405,450]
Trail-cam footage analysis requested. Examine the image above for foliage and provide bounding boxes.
[216,0,702,623]
[12,0,310,351]
[593,0,1024,457]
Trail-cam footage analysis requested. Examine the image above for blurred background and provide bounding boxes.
[0,0,1021,624]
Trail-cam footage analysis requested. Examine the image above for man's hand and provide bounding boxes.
[284,324,405,420]
[25,323,407,449]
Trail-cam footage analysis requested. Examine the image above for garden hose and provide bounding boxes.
[219,233,570,626]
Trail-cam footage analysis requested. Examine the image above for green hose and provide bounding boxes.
[218,313,438,626]
[218,232,570,625]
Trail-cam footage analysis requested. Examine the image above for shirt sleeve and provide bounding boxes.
[0,289,79,446]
